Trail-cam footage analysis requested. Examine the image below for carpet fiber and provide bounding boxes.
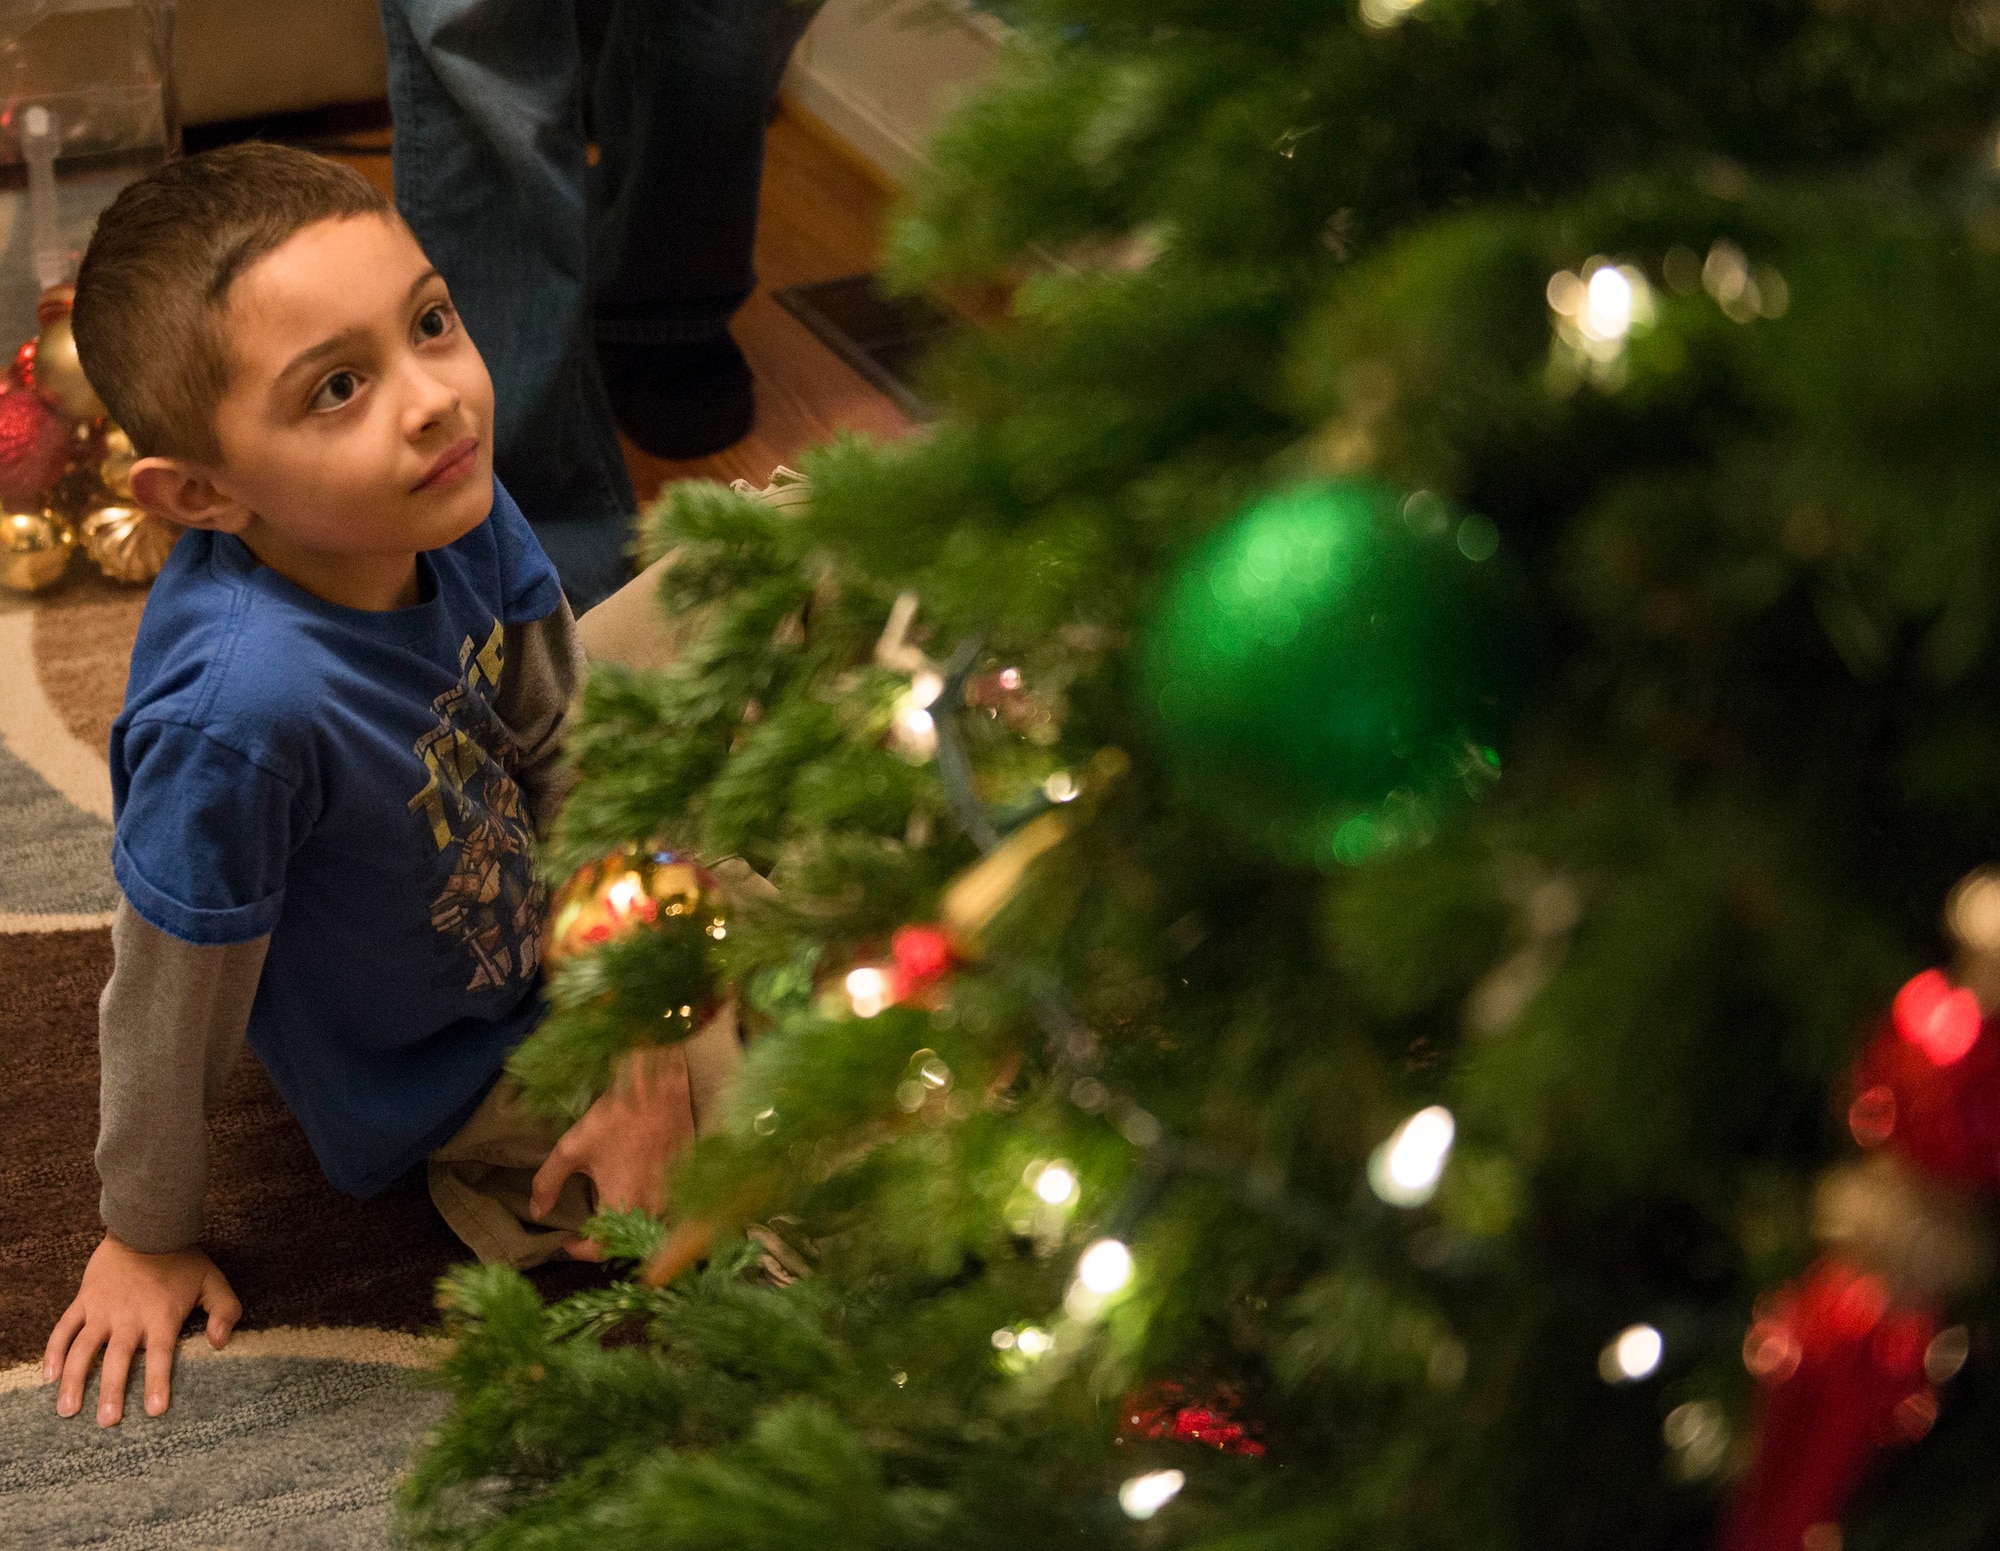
[0,1333,451,1548]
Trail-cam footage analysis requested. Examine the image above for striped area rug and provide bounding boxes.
[0,575,127,933]
[0,566,605,1541]
[0,1329,450,1548]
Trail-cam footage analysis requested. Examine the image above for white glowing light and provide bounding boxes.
[605,873,646,914]
[1077,1238,1133,1295]
[910,670,945,709]
[1035,1163,1080,1205]
[1368,1105,1455,1206]
[1600,1323,1664,1382]
[846,965,891,1018]
[1015,1326,1054,1357]
[1044,770,1080,803]
[894,704,937,748]
[1358,0,1422,29]
[1118,1469,1186,1520]
[1581,265,1635,342]
[998,667,1023,691]
[991,1328,1016,1350]
[1547,260,1655,379]
[707,919,728,940]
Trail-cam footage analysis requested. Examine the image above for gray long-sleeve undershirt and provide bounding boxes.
[95,601,587,1253]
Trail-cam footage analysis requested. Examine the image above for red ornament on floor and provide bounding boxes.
[0,386,71,504]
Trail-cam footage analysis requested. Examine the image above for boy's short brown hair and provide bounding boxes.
[72,142,393,463]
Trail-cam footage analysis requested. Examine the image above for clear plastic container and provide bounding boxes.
[0,1,175,344]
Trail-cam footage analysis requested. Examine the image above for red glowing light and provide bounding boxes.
[892,925,954,986]
[1892,969,1982,1066]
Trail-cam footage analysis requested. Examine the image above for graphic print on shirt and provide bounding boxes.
[407,620,544,992]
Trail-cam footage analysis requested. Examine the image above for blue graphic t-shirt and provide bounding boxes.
[110,478,563,1198]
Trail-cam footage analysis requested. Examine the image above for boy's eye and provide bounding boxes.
[416,303,453,341]
[310,369,361,412]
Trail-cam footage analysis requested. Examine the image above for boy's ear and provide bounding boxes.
[127,458,253,534]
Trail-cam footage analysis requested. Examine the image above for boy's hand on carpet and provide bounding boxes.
[43,1233,241,1426]
[530,1041,695,1261]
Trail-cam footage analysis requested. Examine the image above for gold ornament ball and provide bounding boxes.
[0,507,75,592]
[544,849,726,972]
[81,502,178,584]
[99,424,136,501]
[34,314,107,422]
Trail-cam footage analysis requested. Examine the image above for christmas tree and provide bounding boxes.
[402,3,2000,1547]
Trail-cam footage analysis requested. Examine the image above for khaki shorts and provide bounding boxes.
[427,1001,744,1268]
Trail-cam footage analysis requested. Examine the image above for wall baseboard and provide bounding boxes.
[781,0,1002,189]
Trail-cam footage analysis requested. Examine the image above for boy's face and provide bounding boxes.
[201,212,495,577]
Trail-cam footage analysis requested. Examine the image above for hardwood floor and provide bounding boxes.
[333,105,915,507]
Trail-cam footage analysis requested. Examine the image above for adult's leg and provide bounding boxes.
[379,0,637,609]
[583,0,818,458]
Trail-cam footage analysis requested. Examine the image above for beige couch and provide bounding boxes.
[177,0,387,127]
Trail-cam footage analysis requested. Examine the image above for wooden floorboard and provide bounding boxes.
[332,106,914,508]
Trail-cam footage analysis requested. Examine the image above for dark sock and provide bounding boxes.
[597,334,755,460]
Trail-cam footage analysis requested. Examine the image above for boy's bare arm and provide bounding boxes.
[46,897,264,1424]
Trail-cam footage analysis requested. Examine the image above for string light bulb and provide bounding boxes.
[1368,1105,1455,1206]
[846,966,890,1018]
[1035,1162,1080,1205]
[1582,265,1635,341]
[1078,1238,1132,1293]
[1066,1238,1134,1319]
[888,670,945,763]
[1598,1323,1664,1383]
[1358,0,1422,28]
[1118,1469,1186,1520]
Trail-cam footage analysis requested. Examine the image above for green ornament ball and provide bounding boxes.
[1139,478,1526,864]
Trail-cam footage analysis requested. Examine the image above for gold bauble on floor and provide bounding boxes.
[34,313,107,423]
[80,502,177,585]
[0,507,74,592]
[99,424,137,502]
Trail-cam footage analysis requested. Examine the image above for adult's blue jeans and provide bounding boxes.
[379,0,815,609]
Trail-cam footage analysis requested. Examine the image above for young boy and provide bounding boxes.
[39,143,720,1428]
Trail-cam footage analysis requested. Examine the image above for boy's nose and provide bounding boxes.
[404,364,462,436]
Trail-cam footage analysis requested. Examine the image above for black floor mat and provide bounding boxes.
[773,273,956,420]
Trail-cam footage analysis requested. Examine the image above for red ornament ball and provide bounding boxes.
[0,386,72,504]
[1119,1381,1267,1457]
[1720,1257,1938,1551]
